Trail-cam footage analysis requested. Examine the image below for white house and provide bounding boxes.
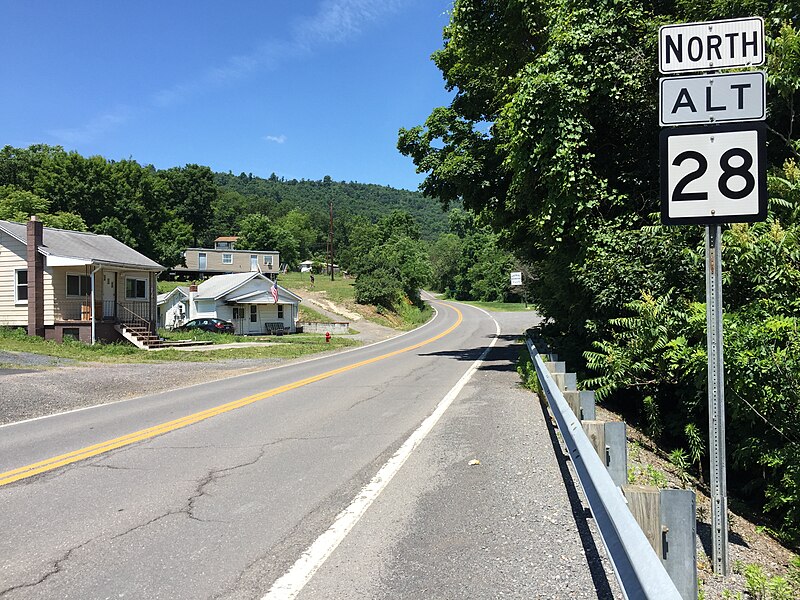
[188,272,302,334]
[156,286,189,330]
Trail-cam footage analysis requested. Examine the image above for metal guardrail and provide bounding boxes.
[526,338,682,600]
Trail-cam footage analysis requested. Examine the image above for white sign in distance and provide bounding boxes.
[660,122,766,225]
[660,71,765,126]
[510,272,523,286]
[659,17,764,74]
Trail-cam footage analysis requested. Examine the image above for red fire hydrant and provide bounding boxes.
[325,331,331,343]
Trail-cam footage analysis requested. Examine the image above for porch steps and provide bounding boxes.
[115,324,164,350]
[115,324,215,350]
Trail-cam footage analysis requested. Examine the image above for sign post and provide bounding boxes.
[659,16,767,577]
[705,224,728,575]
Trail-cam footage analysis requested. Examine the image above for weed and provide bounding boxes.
[767,576,794,600]
[644,464,668,488]
[669,448,692,488]
[744,563,768,600]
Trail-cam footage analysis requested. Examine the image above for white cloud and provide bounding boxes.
[47,106,133,144]
[55,1,406,141]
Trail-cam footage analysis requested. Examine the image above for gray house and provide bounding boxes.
[170,236,280,279]
[0,217,163,346]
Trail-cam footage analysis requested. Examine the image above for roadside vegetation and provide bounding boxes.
[405,0,800,548]
[0,327,356,363]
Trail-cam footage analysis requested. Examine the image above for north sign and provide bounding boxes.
[659,17,764,74]
[660,122,766,225]
[660,71,765,126]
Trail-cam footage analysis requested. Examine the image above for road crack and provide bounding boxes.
[0,538,93,597]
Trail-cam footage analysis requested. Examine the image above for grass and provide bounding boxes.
[277,271,356,305]
[0,326,357,363]
[458,300,537,312]
[297,304,333,323]
[157,280,197,294]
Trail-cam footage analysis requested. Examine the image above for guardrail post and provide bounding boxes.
[551,371,577,392]
[660,489,698,600]
[544,361,566,374]
[624,486,698,600]
[604,421,627,488]
[562,390,597,421]
[582,421,627,488]
[580,390,596,420]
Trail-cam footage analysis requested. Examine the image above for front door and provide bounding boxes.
[102,271,115,318]
[250,255,258,272]
[248,304,260,334]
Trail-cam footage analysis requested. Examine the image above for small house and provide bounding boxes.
[0,217,163,346]
[189,272,302,334]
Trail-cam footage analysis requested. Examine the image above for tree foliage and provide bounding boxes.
[402,0,800,543]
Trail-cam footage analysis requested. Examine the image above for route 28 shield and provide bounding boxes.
[660,122,766,225]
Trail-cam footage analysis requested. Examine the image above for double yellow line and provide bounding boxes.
[0,305,462,488]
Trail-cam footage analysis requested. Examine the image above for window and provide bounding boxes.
[222,253,233,265]
[233,307,244,320]
[125,278,147,299]
[66,274,91,297]
[250,305,258,322]
[216,241,230,249]
[277,305,284,319]
[198,252,207,270]
[15,270,28,303]
[263,256,273,267]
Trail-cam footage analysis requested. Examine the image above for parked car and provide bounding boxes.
[176,318,235,334]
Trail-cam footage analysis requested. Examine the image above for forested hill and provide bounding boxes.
[215,172,451,241]
[0,144,451,270]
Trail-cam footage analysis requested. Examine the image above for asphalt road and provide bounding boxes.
[0,301,619,599]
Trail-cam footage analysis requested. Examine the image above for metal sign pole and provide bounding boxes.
[706,224,729,575]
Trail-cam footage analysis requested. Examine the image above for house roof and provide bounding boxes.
[0,219,163,271]
[195,272,259,300]
[214,236,239,242]
[156,286,189,305]
[194,272,302,303]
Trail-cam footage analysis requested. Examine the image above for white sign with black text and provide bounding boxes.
[510,272,522,286]
[659,17,764,74]
[660,122,766,225]
[660,71,765,126]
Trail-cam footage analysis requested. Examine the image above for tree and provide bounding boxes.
[237,213,300,268]
[0,186,50,221]
[400,0,800,543]
[161,164,217,246]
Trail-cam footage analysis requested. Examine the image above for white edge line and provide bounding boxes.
[262,310,501,600]
[0,304,442,430]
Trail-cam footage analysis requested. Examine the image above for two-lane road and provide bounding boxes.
[1,301,493,598]
[1,301,617,599]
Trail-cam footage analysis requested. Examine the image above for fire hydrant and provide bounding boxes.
[325,331,331,343]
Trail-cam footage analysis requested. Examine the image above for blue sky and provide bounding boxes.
[0,1,454,190]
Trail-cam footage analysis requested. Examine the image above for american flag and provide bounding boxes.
[271,278,279,303]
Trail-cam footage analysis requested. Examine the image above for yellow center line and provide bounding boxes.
[0,304,463,488]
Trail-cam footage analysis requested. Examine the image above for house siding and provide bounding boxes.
[0,232,28,326]
[0,233,57,326]
[178,249,279,275]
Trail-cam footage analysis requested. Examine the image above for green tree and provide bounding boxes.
[161,164,217,246]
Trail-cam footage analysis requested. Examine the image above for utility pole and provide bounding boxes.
[328,198,334,281]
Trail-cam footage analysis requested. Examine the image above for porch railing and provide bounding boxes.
[54,298,153,331]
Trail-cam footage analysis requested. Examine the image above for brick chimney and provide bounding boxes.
[27,216,45,337]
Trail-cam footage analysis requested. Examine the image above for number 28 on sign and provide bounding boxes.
[660,122,766,225]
